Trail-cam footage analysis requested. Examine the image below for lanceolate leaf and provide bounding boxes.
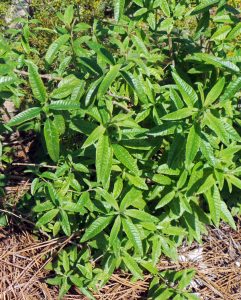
[96,188,119,210]
[227,22,241,40]
[194,53,240,73]
[191,0,219,15]
[28,63,47,103]
[121,71,148,104]
[8,107,41,126]
[120,187,142,211]
[81,215,113,242]
[96,133,113,188]
[122,217,143,255]
[82,125,105,148]
[60,210,71,236]
[125,209,159,223]
[48,100,80,110]
[109,215,121,246]
[0,76,15,87]
[156,191,175,209]
[220,77,241,104]
[196,174,215,194]
[112,144,139,175]
[125,173,148,190]
[227,175,241,190]
[185,124,201,168]
[205,112,229,145]
[158,0,170,17]
[205,185,221,226]
[122,252,143,279]
[204,77,225,107]
[161,108,196,120]
[220,201,236,230]
[44,119,60,162]
[211,25,231,41]
[45,34,70,65]
[85,77,102,106]
[172,72,198,107]
[36,209,59,227]
[114,0,125,22]
[97,64,121,100]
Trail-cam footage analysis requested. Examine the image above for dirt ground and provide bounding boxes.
[0,217,240,300]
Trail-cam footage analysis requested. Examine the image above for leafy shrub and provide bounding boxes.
[1,0,241,298]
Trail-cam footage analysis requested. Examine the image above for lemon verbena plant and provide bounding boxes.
[1,0,241,298]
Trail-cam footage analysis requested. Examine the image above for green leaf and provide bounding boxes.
[125,173,148,190]
[194,53,240,73]
[204,77,225,107]
[132,35,148,56]
[185,124,201,168]
[121,71,148,104]
[114,0,125,22]
[205,112,229,145]
[109,215,121,246]
[82,125,105,148]
[28,63,47,103]
[178,270,195,290]
[227,22,241,40]
[0,76,15,87]
[113,177,123,199]
[120,187,142,211]
[148,122,179,137]
[44,119,60,162]
[172,72,198,107]
[8,107,41,127]
[45,34,70,65]
[140,260,158,275]
[48,100,80,110]
[148,12,156,30]
[227,175,241,190]
[64,5,74,26]
[96,134,113,188]
[205,185,221,226]
[196,174,215,194]
[122,252,143,279]
[211,25,231,41]
[191,0,219,15]
[152,174,172,185]
[60,210,71,236]
[220,201,236,230]
[97,64,121,100]
[62,251,70,273]
[126,209,159,223]
[112,144,139,175]
[158,0,170,17]
[86,41,115,65]
[134,7,148,17]
[85,77,102,106]
[96,188,119,210]
[33,201,55,212]
[156,191,175,209]
[122,217,143,255]
[36,209,59,226]
[81,215,113,242]
[220,77,241,104]
[161,108,196,120]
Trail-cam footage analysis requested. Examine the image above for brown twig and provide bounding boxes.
[167,33,175,67]
[12,162,58,169]
[14,69,62,81]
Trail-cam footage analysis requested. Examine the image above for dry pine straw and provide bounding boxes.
[0,218,240,300]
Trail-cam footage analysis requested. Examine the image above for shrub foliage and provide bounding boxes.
[1,0,241,298]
